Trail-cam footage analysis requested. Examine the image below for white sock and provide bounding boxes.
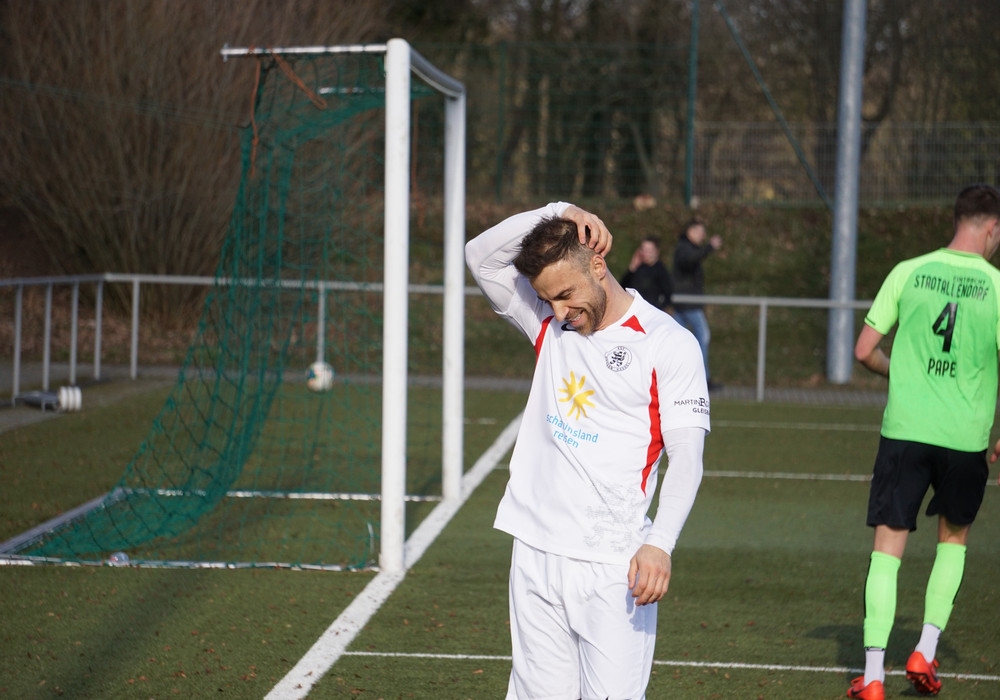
[915,623,942,661]
[864,647,885,684]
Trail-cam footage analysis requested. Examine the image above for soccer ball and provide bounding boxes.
[306,361,334,392]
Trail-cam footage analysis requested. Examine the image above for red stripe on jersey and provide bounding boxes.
[622,314,646,334]
[534,316,554,359]
[641,369,664,494]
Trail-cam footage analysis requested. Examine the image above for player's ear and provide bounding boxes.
[987,217,1000,258]
[590,252,608,279]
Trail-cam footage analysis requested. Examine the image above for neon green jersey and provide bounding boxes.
[865,248,1000,451]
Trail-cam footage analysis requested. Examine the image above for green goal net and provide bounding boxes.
[4,41,466,571]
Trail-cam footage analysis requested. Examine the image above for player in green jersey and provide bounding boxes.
[847,184,1000,700]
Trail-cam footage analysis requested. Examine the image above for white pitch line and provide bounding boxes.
[265,413,523,700]
[347,650,512,661]
[490,463,877,482]
[340,651,1000,682]
[705,470,872,482]
[713,419,880,432]
[703,470,1000,485]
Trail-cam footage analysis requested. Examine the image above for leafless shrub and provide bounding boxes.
[0,0,387,319]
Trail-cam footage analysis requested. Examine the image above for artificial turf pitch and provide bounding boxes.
[3,387,1000,698]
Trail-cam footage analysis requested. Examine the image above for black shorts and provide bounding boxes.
[867,436,989,531]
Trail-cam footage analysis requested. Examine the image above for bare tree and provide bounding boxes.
[471,0,692,200]
[0,0,386,317]
[709,0,913,196]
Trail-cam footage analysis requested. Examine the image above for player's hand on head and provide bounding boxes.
[563,205,612,257]
[628,544,672,606]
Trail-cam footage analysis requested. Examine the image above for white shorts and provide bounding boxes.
[506,539,657,700]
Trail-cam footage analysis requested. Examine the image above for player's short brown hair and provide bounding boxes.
[513,216,594,280]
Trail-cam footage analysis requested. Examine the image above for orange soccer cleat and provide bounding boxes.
[906,651,942,695]
[846,675,885,700]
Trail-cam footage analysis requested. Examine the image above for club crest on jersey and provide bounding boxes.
[605,346,632,372]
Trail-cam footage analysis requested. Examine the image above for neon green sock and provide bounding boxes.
[924,542,966,631]
[863,551,901,649]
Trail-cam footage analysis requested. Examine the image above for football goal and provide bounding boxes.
[1,39,466,574]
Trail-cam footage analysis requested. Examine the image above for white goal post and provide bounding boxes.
[220,39,467,574]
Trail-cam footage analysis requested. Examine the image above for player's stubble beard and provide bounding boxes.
[574,279,608,336]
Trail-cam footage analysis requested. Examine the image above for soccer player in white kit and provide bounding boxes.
[466,203,710,699]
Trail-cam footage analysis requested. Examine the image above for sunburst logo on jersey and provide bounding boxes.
[559,371,596,420]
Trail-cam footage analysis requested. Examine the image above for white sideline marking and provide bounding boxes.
[713,419,880,432]
[706,470,872,482]
[492,463,876,483]
[341,651,1000,682]
[265,413,523,700]
[704,470,1000,485]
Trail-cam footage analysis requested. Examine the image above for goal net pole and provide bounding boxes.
[381,39,410,574]
[382,38,466,572]
[440,55,467,509]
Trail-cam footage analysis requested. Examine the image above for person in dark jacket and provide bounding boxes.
[672,219,723,390]
[621,236,673,312]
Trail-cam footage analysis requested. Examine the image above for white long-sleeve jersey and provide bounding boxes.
[466,202,709,565]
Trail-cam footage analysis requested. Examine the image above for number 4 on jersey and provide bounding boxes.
[933,302,957,352]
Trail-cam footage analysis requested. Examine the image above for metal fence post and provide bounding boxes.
[316,285,327,363]
[131,277,140,380]
[756,300,768,403]
[70,281,79,386]
[94,279,103,381]
[684,0,700,207]
[12,285,22,402]
[43,284,52,391]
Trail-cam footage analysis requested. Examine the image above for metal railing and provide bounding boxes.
[685,292,872,401]
[1,273,874,404]
[2,273,212,397]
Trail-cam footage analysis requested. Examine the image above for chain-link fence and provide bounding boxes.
[697,121,1000,206]
[411,42,1000,208]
